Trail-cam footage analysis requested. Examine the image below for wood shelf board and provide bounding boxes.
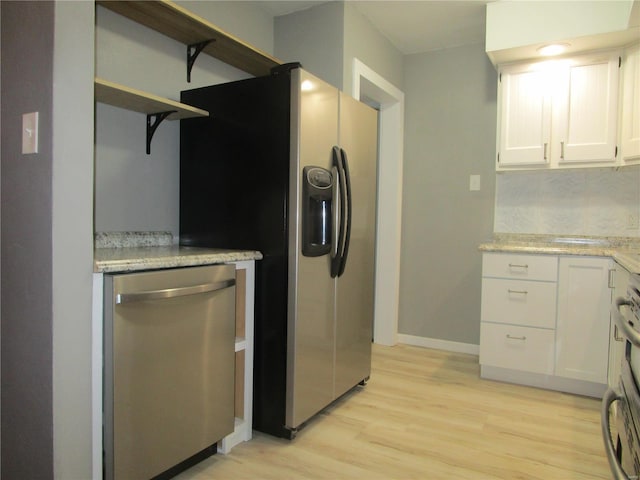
[96,0,282,77]
[95,78,208,120]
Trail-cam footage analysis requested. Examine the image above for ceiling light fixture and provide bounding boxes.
[537,43,570,56]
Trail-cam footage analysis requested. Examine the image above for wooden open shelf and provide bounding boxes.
[94,77,208,120]
[96,0,282,78]
[95,77,209,153]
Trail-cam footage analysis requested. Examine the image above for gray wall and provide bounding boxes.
[274,1,403,94]
[342,2,403,95]
[274,2,345,89]
[51,2,95,477]
[95,1,274,237]
[1,2,55,477]
[399,43,497,345]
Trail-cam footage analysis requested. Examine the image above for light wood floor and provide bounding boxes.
[176,344,611,479]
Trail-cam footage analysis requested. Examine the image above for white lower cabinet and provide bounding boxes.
[480,253,558,374]
[480,252,612,397]
[556,256,613,384]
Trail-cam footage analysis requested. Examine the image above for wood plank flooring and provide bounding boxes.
[175,344,611,479]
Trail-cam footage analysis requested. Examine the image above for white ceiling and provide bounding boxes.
[255,0,491,55]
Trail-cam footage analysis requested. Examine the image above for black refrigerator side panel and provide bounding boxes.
[180,75,289,253]
[180,74,293,438]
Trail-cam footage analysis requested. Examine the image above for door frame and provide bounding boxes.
[352,59,404,346]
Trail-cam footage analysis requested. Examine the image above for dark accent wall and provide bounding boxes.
[1,1,55,478]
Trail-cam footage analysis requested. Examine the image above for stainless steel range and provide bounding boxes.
[603,271,640,479]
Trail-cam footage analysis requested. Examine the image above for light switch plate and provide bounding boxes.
[22,112,39,154]
[469,174,480,191]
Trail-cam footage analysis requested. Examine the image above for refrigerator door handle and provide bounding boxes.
[337,148,352,277]
[331,146,346,278]
[331,165,340,259]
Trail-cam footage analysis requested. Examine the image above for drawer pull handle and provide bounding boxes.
[508,263,528,269]
[506,334,526,341]
[508,289,528,295]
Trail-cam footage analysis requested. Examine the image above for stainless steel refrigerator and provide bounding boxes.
[180,65,378,439]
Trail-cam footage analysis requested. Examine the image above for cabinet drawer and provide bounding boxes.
[479,323,555,375]
[482,253,558,281]
[481,278,557,328]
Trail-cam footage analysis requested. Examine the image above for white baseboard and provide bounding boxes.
[397,334,479,356]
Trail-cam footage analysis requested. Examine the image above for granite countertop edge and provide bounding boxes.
[94,246,263,274]
[478,233,640,274]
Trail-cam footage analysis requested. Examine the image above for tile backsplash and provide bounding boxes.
[494,165,640,237]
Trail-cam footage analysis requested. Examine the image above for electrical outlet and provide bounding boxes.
[628,213,640,230]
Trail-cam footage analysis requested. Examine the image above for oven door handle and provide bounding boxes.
[612,297,640,348]
[601,387,632,480]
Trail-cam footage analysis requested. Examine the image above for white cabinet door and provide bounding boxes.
[621,43,640,163]
[555,54,619,165]
[498,65,551,167]
[556,256,612,384]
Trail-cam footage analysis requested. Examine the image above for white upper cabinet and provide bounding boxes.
[620,42,640,163]
[555,54,619,165]
[497,51,620,170]
[498,65,552,167]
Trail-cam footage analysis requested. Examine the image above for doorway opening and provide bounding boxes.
[352,59,404,346]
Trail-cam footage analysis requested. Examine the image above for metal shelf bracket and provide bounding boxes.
[187,40,215,82]
[146,111,176,155]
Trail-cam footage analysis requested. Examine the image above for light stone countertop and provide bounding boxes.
[93,231,262,273]
[479,233,640,274]
[94,246,263,273]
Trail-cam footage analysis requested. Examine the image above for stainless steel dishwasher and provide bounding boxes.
[103,264,236,480]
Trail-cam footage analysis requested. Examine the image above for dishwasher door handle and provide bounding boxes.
[116,279,236,304]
